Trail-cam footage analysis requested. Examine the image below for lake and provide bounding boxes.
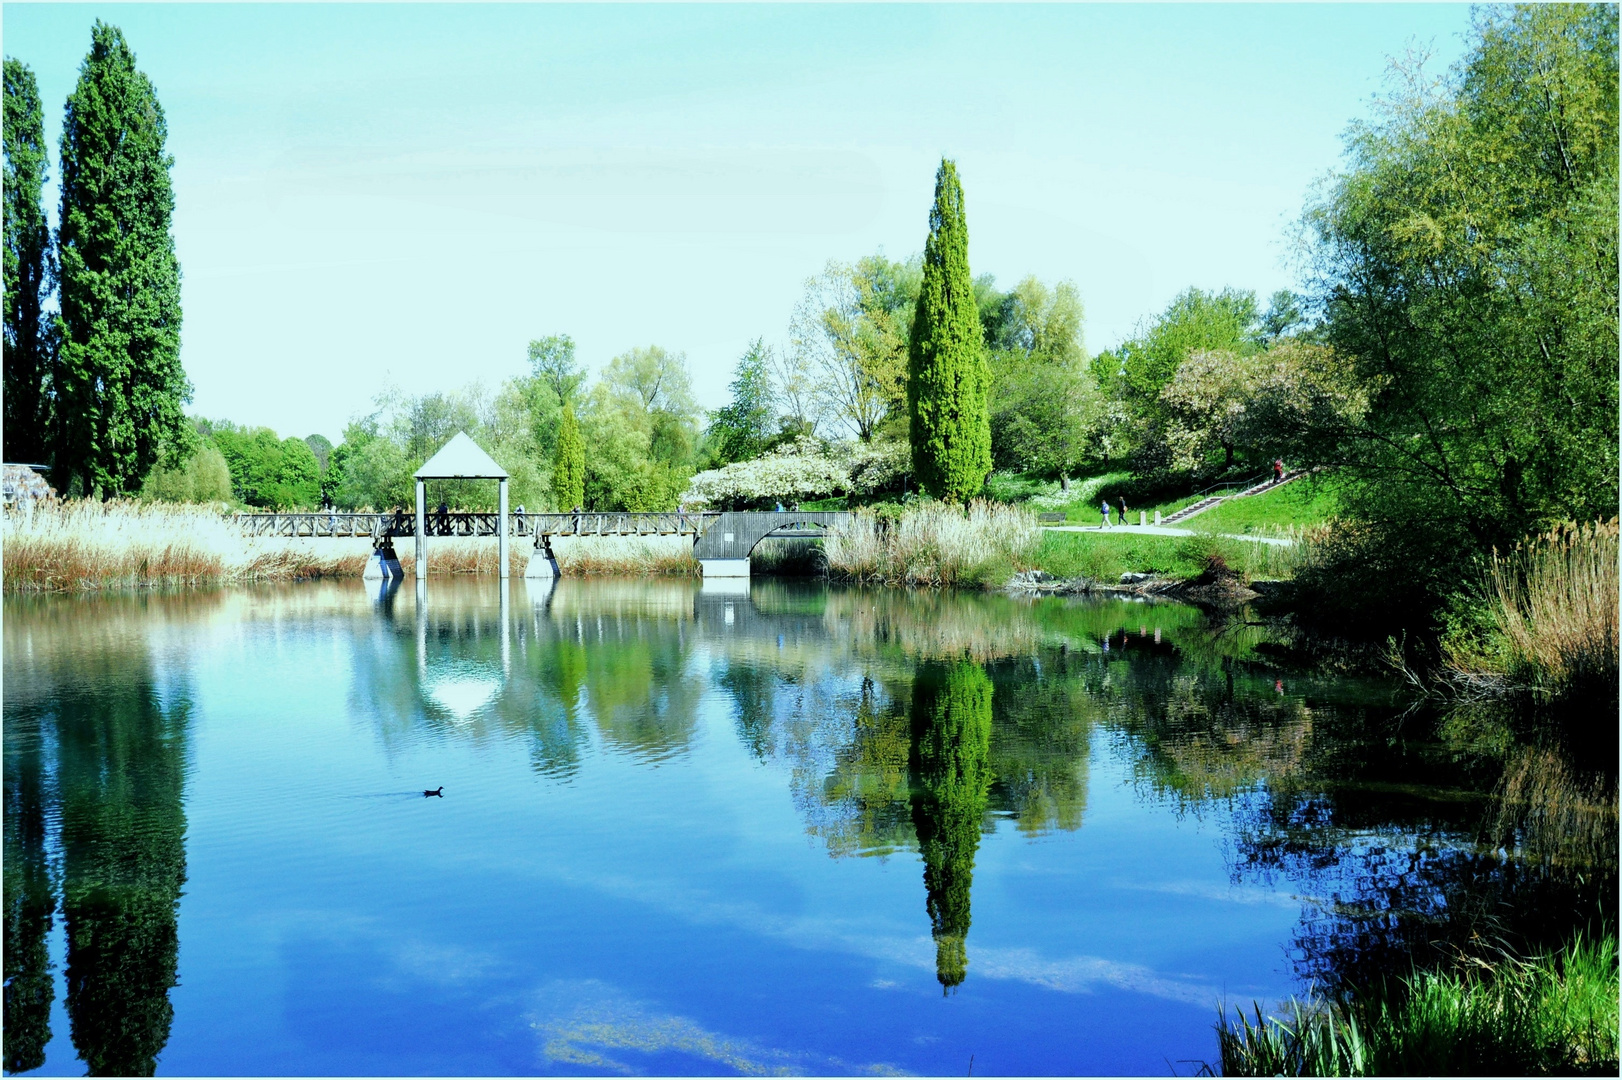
[3,578,1609,1076]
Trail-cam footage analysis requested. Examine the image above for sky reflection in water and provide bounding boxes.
[3,578,1608,1076]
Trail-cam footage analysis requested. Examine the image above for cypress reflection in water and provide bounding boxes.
[908,661,993,991]
[57,671,189,1076]
[4,707,56,1074]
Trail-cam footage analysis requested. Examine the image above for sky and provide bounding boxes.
[3,3,1477,444]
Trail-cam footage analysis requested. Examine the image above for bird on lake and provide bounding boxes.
[424,786,443,798]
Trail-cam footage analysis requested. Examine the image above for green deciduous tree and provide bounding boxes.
[552,400,585,510]
[706,339,778,465]
[3,59,55,464]
[53,23,188,497]
[1295,3,1618,630]
[528,333,583,403]
[908,160,991,502]
[983,276,1097,479]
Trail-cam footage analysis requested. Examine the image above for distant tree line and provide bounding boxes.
[4,23,189,498]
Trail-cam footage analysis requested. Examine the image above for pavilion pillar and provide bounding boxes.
[415,479,427,579]
[498,478,510,579]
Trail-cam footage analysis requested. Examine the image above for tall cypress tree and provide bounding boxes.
[908,159,991,503]
[4,59,55,463]
[552,401,585,510]
[54,23,188,497]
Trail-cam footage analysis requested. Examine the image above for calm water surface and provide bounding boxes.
[3,578,1606,1075]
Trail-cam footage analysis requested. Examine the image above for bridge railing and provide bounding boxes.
[233,511,725,539]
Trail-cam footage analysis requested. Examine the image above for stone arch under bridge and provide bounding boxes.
[691,511,850,577]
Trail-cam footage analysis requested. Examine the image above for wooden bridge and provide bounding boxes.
[233,509,851,578]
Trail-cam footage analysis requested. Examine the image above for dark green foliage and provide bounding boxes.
[552,401,585,510]
[706,339,777,465]
[4,704,56,1074]
[3,59,55,464]
[303,433,332,474]
[52,23,189,497]
[908,159,991,503]
[56,668,188,1077]
[909,661,993,990]
[1297,4,1618,630]
[210,425,321,508]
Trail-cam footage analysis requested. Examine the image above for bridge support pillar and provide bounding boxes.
[363,538,404,581]
[525,536,560,579]
[498,478,510,579]
[700,558,751,579]
[415,480,427,578]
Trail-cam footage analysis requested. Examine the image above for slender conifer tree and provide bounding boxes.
[54,23,188,497]
[552,401,585,510]
[908,159,991,503]
[4,59,55,463]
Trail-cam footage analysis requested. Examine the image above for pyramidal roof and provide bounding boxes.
[414,432,509,479]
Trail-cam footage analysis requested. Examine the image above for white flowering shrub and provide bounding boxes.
[682,441,850,510]
[844,438,910,496]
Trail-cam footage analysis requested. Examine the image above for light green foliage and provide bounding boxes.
[705,339,778,465]
[792,254,920,442]
[908,160,991,502]
[1303,4,1618,589]
[578,346,701,510]
[4,59,54,463]
[333,426,413,510]
[52,23,189,497]
[527,333,583,403]
[1117,286,1259,403]
[552,401,585,510]
[982,276,1099,478]
[138,443,232,504]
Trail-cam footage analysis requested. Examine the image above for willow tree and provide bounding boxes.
[552,401,585,510]
[908,159,991,502]
[3,59,54,463]
[54,23,188,497]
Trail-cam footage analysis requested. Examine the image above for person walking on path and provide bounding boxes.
[1100,499,1112,529]
[1120,499,1129,527]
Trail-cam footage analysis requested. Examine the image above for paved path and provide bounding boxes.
[1043,523,1296,547]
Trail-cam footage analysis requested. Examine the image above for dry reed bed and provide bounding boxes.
[2,501,705,592]
[1445,520,1619,702]
[823,500,1041,588]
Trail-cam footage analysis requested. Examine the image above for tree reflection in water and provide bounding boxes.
[3,597,190,1077]
[908,661,994,991]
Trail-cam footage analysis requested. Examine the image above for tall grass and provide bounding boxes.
[2,500,704,591]
[1216,935,1620,1076]
[823,499,1040,588]
[2,499,363,590]
[1445,520,1619,705]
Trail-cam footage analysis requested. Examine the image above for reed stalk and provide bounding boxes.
[823,499,1040,588]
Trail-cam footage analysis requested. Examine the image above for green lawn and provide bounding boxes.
[1032,529,1301,582]
[1185,475,1339,534]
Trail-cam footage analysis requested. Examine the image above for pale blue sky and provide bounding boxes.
[3,3,1475,443]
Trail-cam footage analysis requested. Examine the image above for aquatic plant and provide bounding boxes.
[1444,520,1619,708]
[1215,934,1620,1076]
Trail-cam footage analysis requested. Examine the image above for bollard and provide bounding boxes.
[1140,510,1147,526]
[1153,509,1161,526]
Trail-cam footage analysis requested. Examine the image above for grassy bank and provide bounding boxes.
[1217,935,1619,1076]
[1032,529,1302,584]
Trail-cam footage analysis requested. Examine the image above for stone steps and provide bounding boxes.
[1161,470,1305,526]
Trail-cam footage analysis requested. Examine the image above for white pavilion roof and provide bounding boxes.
[414,432,509,479]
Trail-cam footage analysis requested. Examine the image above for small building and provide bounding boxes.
[2,464,56,506]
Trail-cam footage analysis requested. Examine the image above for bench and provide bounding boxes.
[1037,512,1067,523]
